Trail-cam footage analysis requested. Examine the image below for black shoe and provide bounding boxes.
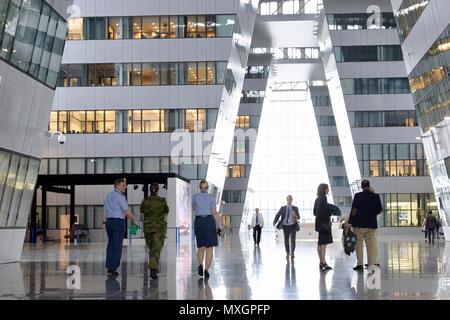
[150,268,158,279]
[108,270,119,276]
[323,264,332,271]
[204,270,210,279]
[198,265,203,277]
[353,265,364,271]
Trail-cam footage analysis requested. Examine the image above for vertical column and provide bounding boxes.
[41,186,47,239]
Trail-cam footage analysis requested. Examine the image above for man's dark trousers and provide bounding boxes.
[106,218,125,271]
[283,224,297,254]
[253,225,262,244]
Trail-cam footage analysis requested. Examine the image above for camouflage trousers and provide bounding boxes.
[144,231,165,269]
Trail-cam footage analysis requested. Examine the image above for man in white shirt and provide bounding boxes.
[251,208,264,246]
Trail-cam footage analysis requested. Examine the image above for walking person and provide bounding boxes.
[193,180,221,279]
[140,183,169,279]
[273,195,300,261]
[424,210,437,245]
[313,183,333,271]
[422,216,428,242]
[348,180,383,271]
[103,178,136,276]
[251,208,264,246]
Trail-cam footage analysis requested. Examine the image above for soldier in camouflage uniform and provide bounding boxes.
[140,183,169,279]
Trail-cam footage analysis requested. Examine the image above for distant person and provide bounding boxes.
[251,208,264,246]
[103,178,136,276]
[436,215,441,240]
[424,210,437,245]
[140,183,169,279]
[348,180,382,271]
[422,216,428,242]
[192,180,221,279]
[273,195,300,261]
[313,183,333,271]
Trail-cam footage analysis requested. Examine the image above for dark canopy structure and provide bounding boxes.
[31,173,189,243]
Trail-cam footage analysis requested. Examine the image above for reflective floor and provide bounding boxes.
[1,231,450,300]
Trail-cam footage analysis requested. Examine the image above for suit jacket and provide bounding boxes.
[273,205,300,229]
[251,213,264,228]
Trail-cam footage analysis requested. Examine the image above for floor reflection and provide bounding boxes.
[0,233,449,299]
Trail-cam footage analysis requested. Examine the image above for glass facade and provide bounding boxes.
[58,61,227,87]
[244,65,270,79]
[380,193,436,227]
[317,116,336,126]
[40,156,208,180]
[356,143,429,177]
[325,156,345,167]
[348,110,417,127]
[327,12,396,30]
[0,0,67,88]
[240,90,265,103]
[320,136,340,146]
[259,0,323,15]
[394,0,430,41]
[409,24,450,131]
[311,95,331,106]
[334,45,403,62]
[49,109,218,134]
[0,149,40,228]
[341,78,410,95]
[222,190,247,203]
[67,14,235,40]
[225,165,250,178]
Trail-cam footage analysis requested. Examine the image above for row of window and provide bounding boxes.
[58,61,227,87]
[259,0,322,15]
[410,25,450,131]
[348,111,417,127]
[356,143,426,161]
[0,0,67,88]
[244,66,270,79]
[341,78,410,95]
[334,45,403,63]
[251,47,321,60]
[0,149,39,228]
[222,190,247,204]
[67,15,235,40]
[327,12,396,31]
[240,90,265,103]
[49,109,218,134]
[394,0,430,42]
[40,157,208,180]
[317,116,336,126]
[320,136,340,147]
[359,160,429,177]
[331,176,349,187]
[311,95,331,106]
[325,156,345,167]
[225,165,251,178]
[379,193,436,227]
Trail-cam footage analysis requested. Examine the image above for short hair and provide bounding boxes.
[114,178,126,187]
[317,183,329,197]
[428,210,433,214]
[199,180,209,190]
[361,179,370,189]
[287,195,293,199]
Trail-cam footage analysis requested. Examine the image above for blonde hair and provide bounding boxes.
[199,180,209,191]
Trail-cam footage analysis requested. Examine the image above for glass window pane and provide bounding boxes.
[16,158,39,227]
[68,158,85,174]
[105,111,116,133]
[132,63,142,86]
[160,16,169,39]
[132,110,142,132]
[142,16,160,39]
[68,17,84,40]
[69,111,85,133]
[186,16,197,38]
[133,17,141,39]
[216,15,234,37]
[142,110,160,132]
[0,155,20,226]
[197,16,206,38]
[197,62,207,85]
[206,15,215,38]
[142,158,159,173]
[105,158,123,173]
[108,17,122,39]
[142,62,159,85]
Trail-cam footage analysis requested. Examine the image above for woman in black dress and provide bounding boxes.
[313,183,333,271]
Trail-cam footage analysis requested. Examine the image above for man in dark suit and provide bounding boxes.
[348,180,383,271]
[273,195,300,261]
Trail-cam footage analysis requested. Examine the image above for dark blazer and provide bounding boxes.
[349,190,383,229]
[313,195,331,232]
[273,205,300,229]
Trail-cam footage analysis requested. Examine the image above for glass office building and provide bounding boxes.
[0,0,71,263]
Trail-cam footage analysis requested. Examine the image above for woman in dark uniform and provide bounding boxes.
[314,183,333,271]
[192,180,221,279]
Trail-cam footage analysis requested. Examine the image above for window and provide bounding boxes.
[108,17,122,40]
[216,15,235,36]
[69,111,85,133]
[334,45,403,62]
[185,109,206,132]
[132,17,142,39]
[341,78,410,95]
[68,17,84,40]
[327,12,396,30]
[240,91,265,103]
[104,64,120,86]
[142,63,159,85]
[142,16,159,39]
[236,116,250,128]
[206,15,215,38]
[104,111,116,133]
[142,110,161,132]
[349,111,417,127]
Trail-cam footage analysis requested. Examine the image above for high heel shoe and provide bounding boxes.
[322,263,332,271]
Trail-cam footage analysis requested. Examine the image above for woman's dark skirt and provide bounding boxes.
[194,215,218,248]
[318,231,333,245]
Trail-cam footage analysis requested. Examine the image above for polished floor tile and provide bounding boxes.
[1,232,449,300]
